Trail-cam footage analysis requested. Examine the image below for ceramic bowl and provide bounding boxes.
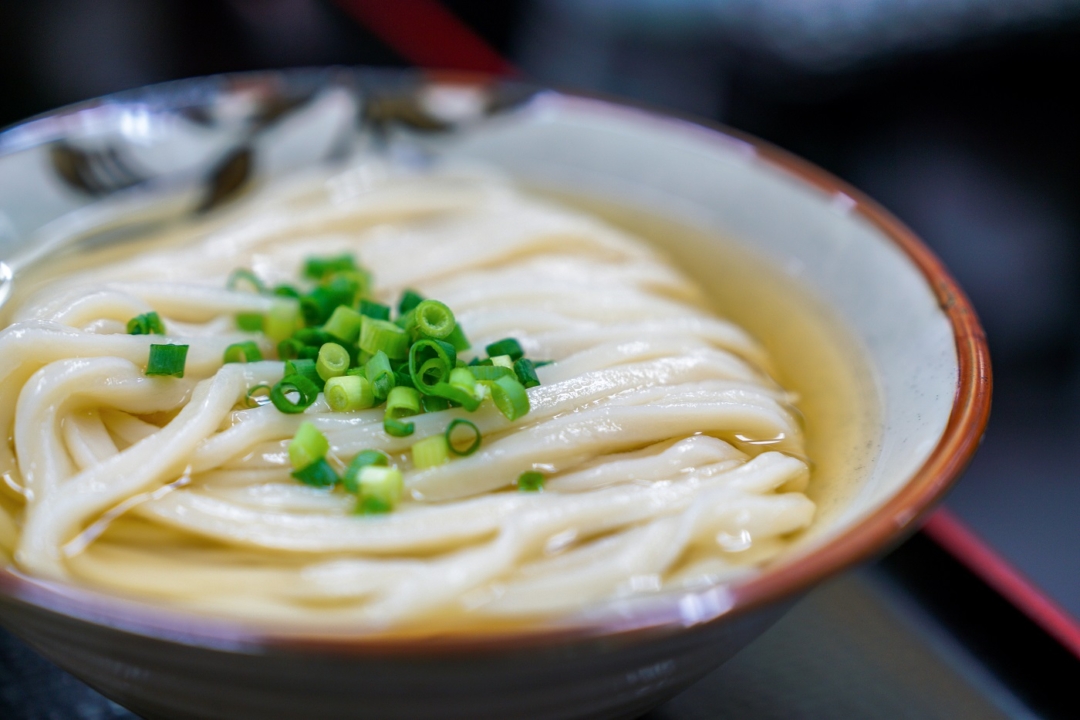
[0,69,990,720]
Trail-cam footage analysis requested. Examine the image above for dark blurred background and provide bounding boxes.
[0,0,1077,655]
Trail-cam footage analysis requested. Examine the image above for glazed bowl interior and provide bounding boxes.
[0,69,988,643]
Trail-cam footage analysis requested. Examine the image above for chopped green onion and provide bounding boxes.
[288,421,329,470]
[393,368,415,389]
[383,417,415,437]
[300,290,334,327]
[270,374,320,414]
[303,253,356,280]
[223,341,263,364]
[421,395,451,413]
[273,284,301,299]
[359,317,410,359]
[490,354,514,369]
[470,365,514,381]
[423,366,482,411]
[284,358,324,390]
[277,338,304,360]
[343,450,389,494]
[359,299,391,321]
[236,313,264,332]
[484,375,530,421]
[533,360,554,368]
[324,375,375,412]
[445,418,482,456]
[316,342,350,381]
[292,458,338,488]
[323,305,364,343]
[413,299,456,339]
[365,351,395,400]
[265,299,301,342]
[444,324,470,352]
[126,311,165,336]
[412,434,449,469]
[245,384,272,408]
[408,338,457,394]
[294,328,333,347]
[517,471,544,492]
[386,386,421,418]
[398,289,425,315]
[145,344,188,377]
[298,346,320,360]
[354,465,404,511]
[346,365,367,378]
[485,338,524,362]
[514,358,541,388]
[227,268,265,293]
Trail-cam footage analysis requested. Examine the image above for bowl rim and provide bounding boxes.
[0,68,992,655]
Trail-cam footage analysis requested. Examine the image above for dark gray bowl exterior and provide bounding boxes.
[0,592,791,720]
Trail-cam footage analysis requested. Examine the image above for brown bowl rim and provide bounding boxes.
[0,70,992,656]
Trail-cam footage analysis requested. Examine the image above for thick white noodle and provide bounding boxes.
[0,167,815,628]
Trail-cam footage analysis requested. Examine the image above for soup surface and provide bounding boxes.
[0,163,878,633]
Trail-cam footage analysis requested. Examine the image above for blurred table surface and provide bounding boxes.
[5,536,1064,720]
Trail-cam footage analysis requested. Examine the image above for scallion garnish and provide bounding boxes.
[323,305,364,344]
[517,471,544,492]
[445,418,482,456]
[288,421,329,471]
[514,358,541,388]
[284,358,324,391]
[343,450,389,494]
[145,344,188,377]
[126,311,165,336]
[227,268,265,293]
[398,289,425,315]
[359,317,409,359]
[359,299,391,321]
[325,375,375,412]
[444,323,471,351]
[412,434,449,469]
[223,341,262,364]
[483,375,530,421]
[270,374,320,414]
[383,417,415,437]
[412,299,456,340]
[265,298,300,342]
[353,465,403,512]
[316,342,350,381]
[277,338,304,360]
[385,386,421,419]
[485,338,524,362]
[236,313,264,333]
[408,338,457,394]
[365,351,395,401]
[245,384,272,408]
[303,253,357,280]
[292,458,339,488]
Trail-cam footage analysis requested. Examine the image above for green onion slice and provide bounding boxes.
[126,311,165,336]
[354,465,404,511]
[412,299,456,339]
[517,471,544,492]
[359,317,410,359]
[291,458,339,488]
[343,450,389,494]
[485,338,524,362]
[145,344,188,377]
[284,358,324,391]
[277,338,304,360]
[408,338,457,394]
[365,350,395,401]
[270,374,320,414]
[398,289,425,315]
[383,417,415,437]
[445,418,482,457]
[359,299,391,321]
[265,299,300,342]
[470,365,514,381]
[324,375,375,412]
[421,395,451,413]
[223,341,263,364]
[323,305,364,344]
[444,323,471,352]
[385,386,421,419]
[303,253,357,280]
[513,358,541,388]
[245,384,272,408]
[412,434,450,470]
[316,342,350,381]
[483,375,530,421]
[288,420,329,470]
[236,313,264,332]
[227,268,265,293]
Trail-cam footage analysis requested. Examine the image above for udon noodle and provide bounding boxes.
[0,166,814,629]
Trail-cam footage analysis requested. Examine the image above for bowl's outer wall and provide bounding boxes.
[0,69,991,720]
[0,594,792,720]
